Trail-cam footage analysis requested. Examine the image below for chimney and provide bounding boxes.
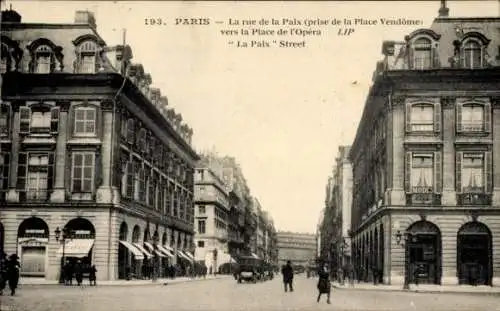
[1,8,22,23]
[75,10,97,28]
[439,0,449,17]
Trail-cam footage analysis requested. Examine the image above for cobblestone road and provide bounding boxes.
[1,275,500,311]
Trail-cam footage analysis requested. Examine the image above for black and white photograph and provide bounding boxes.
[1,0,500,310]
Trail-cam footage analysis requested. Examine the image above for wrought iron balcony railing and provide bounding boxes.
[457,192,491,205]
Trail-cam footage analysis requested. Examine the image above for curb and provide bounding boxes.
[19,276,231,287]
[332,284,500,296]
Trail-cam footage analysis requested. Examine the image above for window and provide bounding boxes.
[134,166,146,202]
[0,43,9,74]
[71,152,95,192]
[198,205,206,214]
[126,119,135,144]
[136,128,146,152]
[74,107,96,135]
[462,154,484,192]
[411,154,434,193]
[197,240,205,248]
[147,173,155,207]
[463,40,482,69]
[76,41,98,74]
[34,45,53,74]
[173,190,179,217]
[410,105,434,132]
[413,38,432,69]
[31,111,51,129]
[16,153,54,201]
[0,152,9,192]
[0,104,9,135]
[198,220,206,234]
[461,105,484,132]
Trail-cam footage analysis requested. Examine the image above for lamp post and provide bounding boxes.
[395,230,415,290]
[152,234,159,282]
[55,227,74,284]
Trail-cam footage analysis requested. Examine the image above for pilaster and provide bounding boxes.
[6,102,21,202]
[441,97,457,206]
[96,100,117,204]
[491,97,500,205]
[50,102,70,202]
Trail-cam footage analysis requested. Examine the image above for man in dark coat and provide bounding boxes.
[317,264,331,304]
[0,252,7,295]
[7,254,20,296]
[281,260,294,292]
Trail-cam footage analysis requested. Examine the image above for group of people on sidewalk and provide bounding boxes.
[62,260,97,286]
[0,252,20,296]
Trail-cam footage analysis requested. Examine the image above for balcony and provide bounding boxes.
[20,190,50,202]
[406,187,441,205]
[457,192,491,206]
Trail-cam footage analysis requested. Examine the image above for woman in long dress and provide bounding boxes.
[317,264,331,304]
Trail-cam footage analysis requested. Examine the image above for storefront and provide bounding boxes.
[17,217,49,277]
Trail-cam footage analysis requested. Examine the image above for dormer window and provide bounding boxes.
[463,40,482,69]
[34,45,54,74]
[413,38,432,70]
[76,40,98,73]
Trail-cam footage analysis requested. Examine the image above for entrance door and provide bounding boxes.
[21,246,46,277]
[457,222,492,285]
[409,234,439,284]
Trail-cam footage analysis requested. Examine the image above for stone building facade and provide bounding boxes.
[0,9,197,281]
[276,231,316,267]
[349,5,500,286]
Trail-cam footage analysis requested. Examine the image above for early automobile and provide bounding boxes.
[236,255,263,283]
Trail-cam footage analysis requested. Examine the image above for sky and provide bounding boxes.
[4,0,499,234]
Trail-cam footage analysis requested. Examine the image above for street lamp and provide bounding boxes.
[395,230,416,290]
[55,227,74,284]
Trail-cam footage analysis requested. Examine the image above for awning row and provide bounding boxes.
[119,241,194,261]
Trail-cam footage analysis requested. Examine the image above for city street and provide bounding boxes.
[1,275,500,311]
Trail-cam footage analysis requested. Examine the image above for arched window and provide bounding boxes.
[76,40,98,73]
[33,45,54,74]
[463,40,482,69]
[413,37,432,69]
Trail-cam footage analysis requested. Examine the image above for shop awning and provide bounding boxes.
[133,243,153,258]
[119,241,145,260]
[57,239,94,258]
[251,253,259,259]
[184,251,195,261]
[143,242,167,258]
[177,250,193,262]
[163,245,175,252]
[157,245,174,258]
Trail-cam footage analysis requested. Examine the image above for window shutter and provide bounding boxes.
[19,107,31,134]
[434,102,441,133]
[405,151,412,193]
[456,151,463,192]
[405,102,412,133]
[432,44,440,68]
[459,46,465,68]
[127,119,135,144]
[456,103,463,133]
[434,151,442,193]
[407,45,414,69]
[126,162,134,198]
[95,152,102,188]
[485,151,492,193]
[50,107,60,133]
[2,153,10,190]
[47,152,55,189]
[17,152,27,189]
[484,102,491,133]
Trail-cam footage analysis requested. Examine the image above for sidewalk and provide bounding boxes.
[331,281,500,296]
[19,274,232,287]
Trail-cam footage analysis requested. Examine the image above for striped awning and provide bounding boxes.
[119,241,144,260]
[143,242,166,258]
[133,243,153,258]
[57,239,94,258]
[157,245,175,258]
[177,250,193,262]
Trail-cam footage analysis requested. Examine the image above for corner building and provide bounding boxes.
[0,10,198,281]
[349,6,500,286]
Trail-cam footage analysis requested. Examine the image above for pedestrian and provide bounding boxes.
[89,264,97,286]
[74,260,83,286]
[0,252,7,295]
[281,260,294,292]
[317,264,331,304]
[7,254,20,296]
[65,261,74,285]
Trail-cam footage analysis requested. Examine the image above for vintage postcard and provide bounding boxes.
[0,0,499,310]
